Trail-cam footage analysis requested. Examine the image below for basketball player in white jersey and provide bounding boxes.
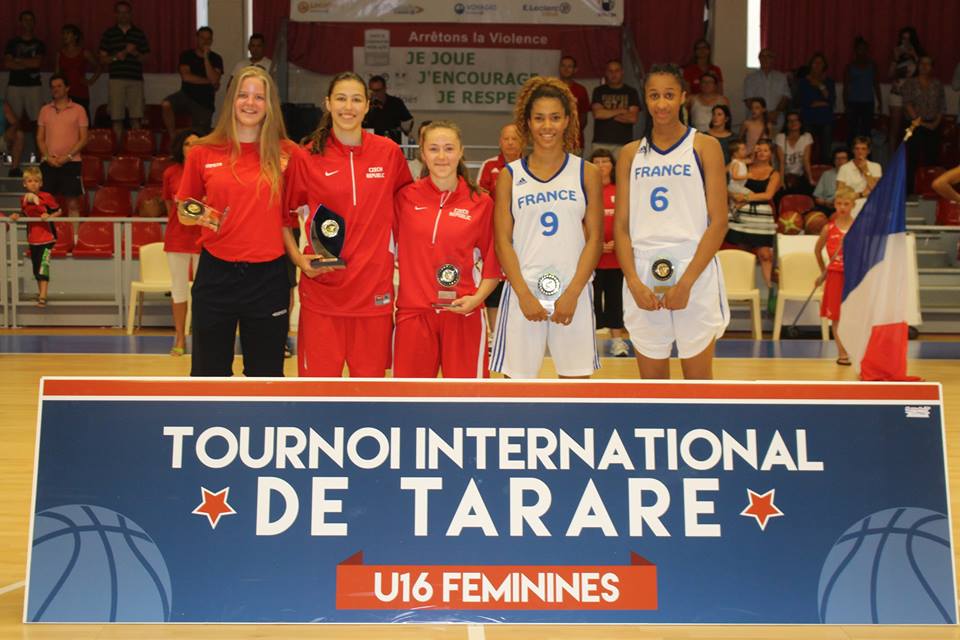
[614,64,729,379]
[491,76,603,378]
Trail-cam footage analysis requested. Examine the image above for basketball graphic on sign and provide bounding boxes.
[28,505,172,622]
[817,507,954,623]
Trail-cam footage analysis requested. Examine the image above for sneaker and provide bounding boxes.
[8,167,22,178]
[766,287,778,315]
[610,337,630,357]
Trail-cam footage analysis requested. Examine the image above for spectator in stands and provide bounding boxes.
[774,111,814,194]
[10,167,61,307]
[4,9,45,134]
[726,138,781,296]
[795,52,836,163]
[477,122,521,333]
[740,97,771,156]
[161,27,224,139]
[591,59,640,155]
[162,128,202,356]
[682,38,724,95]
[812,147,850,215]
[56,24,101,122]
[837,136,881,212]
[743,48,791,133]
[362,75,413,145]
[99,0,150,140]
[37,74,88,202]
[843,37,881,145]
[227,33,273,92]
[1,100,25,177]
[559,55,590,150]
[688,72,728,133]
[707,104,735,164]
[902,55,946,194]
[589,147,629,357]
[887,26,923,149]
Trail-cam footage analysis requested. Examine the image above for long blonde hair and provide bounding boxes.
[513,76,579,153]
[195,65,288,202]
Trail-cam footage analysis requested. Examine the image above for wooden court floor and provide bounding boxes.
[1,351,959,639]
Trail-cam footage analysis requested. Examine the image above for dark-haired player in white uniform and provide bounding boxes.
[614,64,729,379]
[491,76,603,379]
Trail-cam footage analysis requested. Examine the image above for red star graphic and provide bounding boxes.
[192,486,236,529]
[740,488,783,531]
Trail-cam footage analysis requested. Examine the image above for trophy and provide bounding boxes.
[180,198,228,232]
[535,269,563,315]
[432,262,461,309]
[309,204,346,269]
[650,257,676,296]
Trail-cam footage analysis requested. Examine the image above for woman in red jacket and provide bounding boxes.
[285,72,413,377]
[393,121,500,378]
[176,66,305,377]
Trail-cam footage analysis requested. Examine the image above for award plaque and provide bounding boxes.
[536,270,563,315]
[432,262,461,309]
[180,198,228,232]
[650,257,676,295]
[309,205,346,269]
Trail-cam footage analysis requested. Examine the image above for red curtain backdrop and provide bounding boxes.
[254,0,708,77]
[1,0,195,73]
[761,0,959,82]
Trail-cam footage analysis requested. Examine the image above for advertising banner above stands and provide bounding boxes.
[290,0,624,25]
[26,378,955,625]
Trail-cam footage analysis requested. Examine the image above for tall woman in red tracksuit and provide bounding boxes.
[393,121,500,378]
[285,72,413,377]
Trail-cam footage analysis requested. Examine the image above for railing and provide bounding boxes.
[1,216,166,328]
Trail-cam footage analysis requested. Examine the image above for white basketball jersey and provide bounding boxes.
[508,154,586,286]
[629,127,709,253]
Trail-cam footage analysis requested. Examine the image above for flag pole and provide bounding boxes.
[903,120,920,143]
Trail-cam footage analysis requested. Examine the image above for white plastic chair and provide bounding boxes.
[772,251,830,340]
[718,249,762,340]
[127,242,188,334]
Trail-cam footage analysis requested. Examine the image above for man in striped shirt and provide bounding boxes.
[98,0,150,140]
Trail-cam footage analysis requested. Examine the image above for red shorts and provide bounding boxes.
[820,270,843,322]
[297,312,393,377]
[393,309,489,378]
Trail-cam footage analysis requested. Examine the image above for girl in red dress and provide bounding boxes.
[815,186,855,365]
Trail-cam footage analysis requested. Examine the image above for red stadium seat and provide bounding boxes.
[914,166,945,200]
[779,194,815,217]
[143,104,164,132]
[105,155,145,189]
[147,155,175,186]
[92,186,133,217]
[936,199,960,226]
[121,129,156,159]
[55,194,88,217]
[85,129,117,159]
[130,222,164,257]
[50,221,76,257]
[810,164,831,185]
[72,221,115,257]
[134,186,164,215]
[81,156,104,190]
[157,130,172,155]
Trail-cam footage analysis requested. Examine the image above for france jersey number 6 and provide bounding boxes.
[650,186,669,212]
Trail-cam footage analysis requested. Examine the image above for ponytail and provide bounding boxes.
[306,71,367,155]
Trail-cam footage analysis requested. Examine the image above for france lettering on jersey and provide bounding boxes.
[508,154,587,287]
[629,127,708,254]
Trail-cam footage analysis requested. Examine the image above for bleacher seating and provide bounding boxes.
[50,221,76,257]
[779,194,815,217]
[92,186,133,217]
[147,156,175,186]
[85,129,117,159]
[81,156,104,190]
[809,164,831,185]
[131,222,164,257]
[936,199,960,226]
[105,156,145,189]
[914,166,946,200]
[121,129,156,159]
[72,221,114,257]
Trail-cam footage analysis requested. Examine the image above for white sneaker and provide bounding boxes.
[610,337,630,357]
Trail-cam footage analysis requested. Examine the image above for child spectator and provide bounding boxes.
[812,147,849,215]
[815,186,855,365]
[740,97,771,156]
[10,167,61,306]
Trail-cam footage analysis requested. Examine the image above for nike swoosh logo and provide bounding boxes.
[325,170,339,177]
[414,206,427,211]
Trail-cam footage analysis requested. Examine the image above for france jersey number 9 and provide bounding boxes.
[540,211,559,236]
[650,186,669,212]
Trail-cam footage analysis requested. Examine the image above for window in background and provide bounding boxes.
[746,0,761,69]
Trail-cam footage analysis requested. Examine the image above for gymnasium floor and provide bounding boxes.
[1,331,959,639]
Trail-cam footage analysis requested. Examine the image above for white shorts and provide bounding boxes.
[490,283,600,378]
[166,252,199,303]
[624,253,730,360]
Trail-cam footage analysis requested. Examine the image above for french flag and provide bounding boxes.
[837,144,922,380]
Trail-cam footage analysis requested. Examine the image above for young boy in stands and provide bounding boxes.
[10,167,61,306]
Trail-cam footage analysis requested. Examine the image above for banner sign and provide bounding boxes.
[291,0,624,25]
[352,25,562,111]
[26,378,956,625]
